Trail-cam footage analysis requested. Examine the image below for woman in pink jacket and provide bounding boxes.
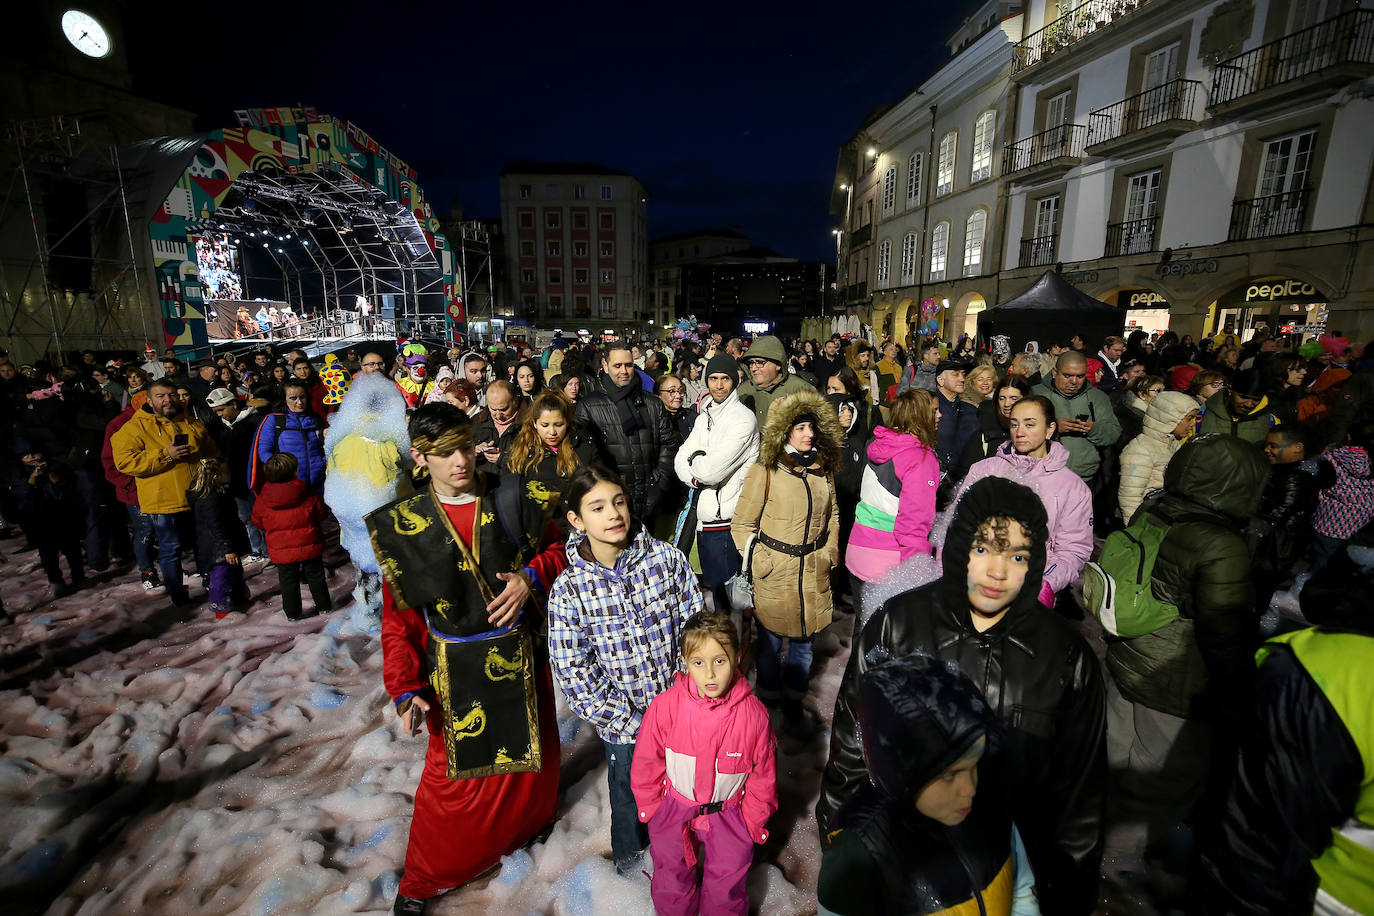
[845,389,941,592]
[953,395,1093,606]
[632,612,777,916]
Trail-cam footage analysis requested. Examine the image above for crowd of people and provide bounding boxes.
[1,320,1373,916]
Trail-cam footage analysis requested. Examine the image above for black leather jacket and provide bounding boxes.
[574,374,680,519]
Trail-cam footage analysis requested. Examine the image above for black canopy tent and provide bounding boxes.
[976,270,1124,355]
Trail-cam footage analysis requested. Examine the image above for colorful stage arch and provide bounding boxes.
[148,105,462,352]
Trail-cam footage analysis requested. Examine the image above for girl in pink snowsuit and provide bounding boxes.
[632,612,777,916]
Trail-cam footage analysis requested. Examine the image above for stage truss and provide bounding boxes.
[149,106,463,354]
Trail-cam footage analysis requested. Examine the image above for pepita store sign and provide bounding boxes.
[1245,279,1320,303]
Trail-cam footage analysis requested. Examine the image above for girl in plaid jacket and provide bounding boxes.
[548,465,705,875]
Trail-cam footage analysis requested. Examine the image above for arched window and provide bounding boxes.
[906,152,923,205]
[937,132,957,197]
[881,166,897,218]
[900,231,917,285]
[971,111,996,182]
[876,238,892,288]
[930,221,949,281]
[963,210,987,277]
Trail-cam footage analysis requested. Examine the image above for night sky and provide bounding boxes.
[127,2,973,262]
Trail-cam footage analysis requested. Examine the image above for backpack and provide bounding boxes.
[1082,511,1180,637]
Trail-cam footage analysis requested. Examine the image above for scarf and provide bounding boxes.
[785,443,817,467]
[602,372,646,436]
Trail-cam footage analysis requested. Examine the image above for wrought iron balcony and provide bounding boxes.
[1228,190,1308,241]
[851,224,872,248]
[1086,80,1203,155]
[1211,10,1374,111]
[1106,216,1158,257]
[1014,0,1155,74]
[1019,235,1058,269]
[1003,124,1087,181]
[848,281,869,301]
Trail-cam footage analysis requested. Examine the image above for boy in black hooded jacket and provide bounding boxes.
[819,476,1106,916]
[817,655,1038,916]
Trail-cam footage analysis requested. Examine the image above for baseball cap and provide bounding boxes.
[205,388,236,408]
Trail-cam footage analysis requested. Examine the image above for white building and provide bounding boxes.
[832,0,1026,342]
[1000,0,1374,342]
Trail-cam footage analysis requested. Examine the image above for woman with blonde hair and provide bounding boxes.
[732,389,842,731]
[845,388,941,595]
[962,364,998,407]
[502,388,605,520]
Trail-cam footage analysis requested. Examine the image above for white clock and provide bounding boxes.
[61,9,112,58]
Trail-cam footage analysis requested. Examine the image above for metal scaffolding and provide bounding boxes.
[0,115,155,364]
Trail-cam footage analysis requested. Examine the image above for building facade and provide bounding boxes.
[832,0,1374,347]
[833,0,1025,345]
[2,0,196,362]
[498,163,649,337]
[648,229,751,328]
[999,0,1374,343]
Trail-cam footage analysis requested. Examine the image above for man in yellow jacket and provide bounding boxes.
[110,377,217,604]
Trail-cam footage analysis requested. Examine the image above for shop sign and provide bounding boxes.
[1062,269,1099,284]
[1244,279,1319,303]
[1118,289,1170,309]
[1157,258,1219,279]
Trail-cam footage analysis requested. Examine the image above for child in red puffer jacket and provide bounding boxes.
[631,612,777,916]
[251,452,332,621]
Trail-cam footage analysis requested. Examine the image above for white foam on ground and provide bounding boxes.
[0,537,839,915]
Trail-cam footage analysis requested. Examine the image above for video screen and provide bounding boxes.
[196,232,245,300]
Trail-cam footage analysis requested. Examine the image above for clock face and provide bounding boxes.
[61,9,112,58]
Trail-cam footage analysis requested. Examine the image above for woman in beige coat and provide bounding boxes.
[732,389,841,728]
[1116,391,1199,523]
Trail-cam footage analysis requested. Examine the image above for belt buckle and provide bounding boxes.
[698,800,725,816]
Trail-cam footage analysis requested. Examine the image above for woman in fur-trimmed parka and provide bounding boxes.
[731,389,841,724]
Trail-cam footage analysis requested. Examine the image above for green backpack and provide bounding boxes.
[1082,512,1180,637]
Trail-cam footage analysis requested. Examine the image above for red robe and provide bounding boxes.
[381,500,567,898]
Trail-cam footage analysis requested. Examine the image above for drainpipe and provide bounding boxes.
[916,103,938,344]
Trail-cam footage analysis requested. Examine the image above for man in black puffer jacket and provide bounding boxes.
[819,476,1106,916]
[575,344,680,519]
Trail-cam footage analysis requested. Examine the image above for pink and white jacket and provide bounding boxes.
[631,671,777,846]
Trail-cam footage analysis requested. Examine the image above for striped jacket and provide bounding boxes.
[846,426,940,583]
[548,525,705,744]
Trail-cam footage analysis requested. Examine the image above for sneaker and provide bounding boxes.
[182,570,204,587]
[245,554,268,565]
[141,570,162,593]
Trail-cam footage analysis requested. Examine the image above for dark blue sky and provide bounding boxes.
[132,1,973,261]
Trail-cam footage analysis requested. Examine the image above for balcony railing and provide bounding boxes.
[1106,216,1158,256]
[1212,9,1374,106]
[1003,124,1087,175]
[1014,0,1155,73]
[1020,235,1059,268]
[1087,79,1203,146]
[1228,189,1308,241]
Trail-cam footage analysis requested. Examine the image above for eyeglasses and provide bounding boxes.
[661,388,685,397]
[362,361,385,368]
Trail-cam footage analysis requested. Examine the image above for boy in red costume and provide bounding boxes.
[367,402,567,915]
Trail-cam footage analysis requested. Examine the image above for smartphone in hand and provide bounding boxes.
[172,433,189,447]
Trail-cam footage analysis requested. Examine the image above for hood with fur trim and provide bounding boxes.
[758,388,844,474]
